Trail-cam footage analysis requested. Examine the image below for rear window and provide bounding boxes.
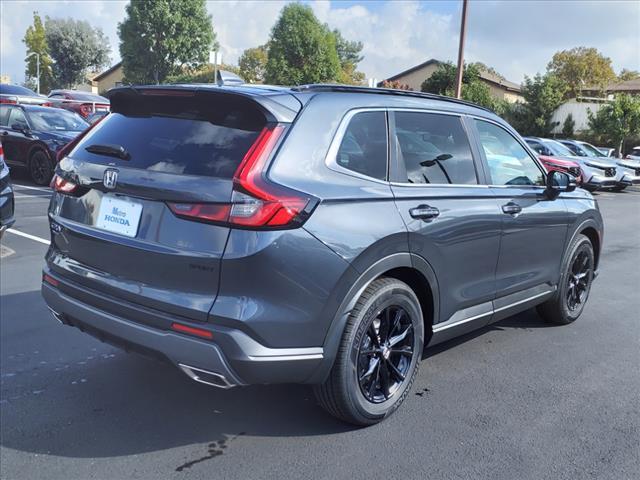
[70,92,266,178]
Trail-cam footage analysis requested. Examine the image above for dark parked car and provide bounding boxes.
[0,84,51,106]
[0,104,88,184]
[48,90,110,119]
[0,141,15,238]
[42,85,603,425]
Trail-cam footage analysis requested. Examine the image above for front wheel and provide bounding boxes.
[29,150,54,186]
[537,234,594,325]
[314,278,424,426]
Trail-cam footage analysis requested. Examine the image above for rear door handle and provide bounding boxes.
[501,202,522,215]
[409,204,440,221]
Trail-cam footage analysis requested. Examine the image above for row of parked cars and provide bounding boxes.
[0,84,109,184]
[525,137,640,192]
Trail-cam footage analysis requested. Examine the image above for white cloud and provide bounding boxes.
[1,0,638,88]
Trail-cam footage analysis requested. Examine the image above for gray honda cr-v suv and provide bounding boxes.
[42,84,603,425]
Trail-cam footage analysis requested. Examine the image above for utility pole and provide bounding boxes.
[454,0,468,99]
[25,52,40,94]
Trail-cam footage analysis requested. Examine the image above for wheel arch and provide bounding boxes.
[307,252,439,384]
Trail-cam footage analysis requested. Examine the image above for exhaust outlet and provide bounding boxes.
[178,364,236,389]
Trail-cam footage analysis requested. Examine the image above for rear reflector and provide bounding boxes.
[171,322,213,339]
[43,274,59,287]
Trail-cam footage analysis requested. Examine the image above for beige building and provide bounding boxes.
[77,62,124,95]
[379,59,523,103]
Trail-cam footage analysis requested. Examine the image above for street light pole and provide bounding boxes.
[454,0,468,99]
[25,52,41,94]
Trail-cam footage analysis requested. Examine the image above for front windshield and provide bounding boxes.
[580,142,605,157]
[542,139,574,157]
[27,109,88,132]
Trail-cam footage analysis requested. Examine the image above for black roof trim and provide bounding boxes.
[291,84,493,113]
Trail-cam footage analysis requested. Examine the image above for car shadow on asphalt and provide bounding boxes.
[1,290,356,460]
[1,289,559,460]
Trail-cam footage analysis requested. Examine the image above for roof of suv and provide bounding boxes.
[107,83,495,115]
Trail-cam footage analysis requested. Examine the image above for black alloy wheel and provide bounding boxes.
[357,305,414,403]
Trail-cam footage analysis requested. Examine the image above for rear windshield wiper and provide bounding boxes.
[85,143,130,160]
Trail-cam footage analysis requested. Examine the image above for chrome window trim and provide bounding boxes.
[325,106,489,188]
[324,107,390,185]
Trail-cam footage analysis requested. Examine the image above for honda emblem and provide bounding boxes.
[103,169,118,189]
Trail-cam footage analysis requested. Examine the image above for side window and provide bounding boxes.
[0,106,10,127]
[526,141,545,155]
[394,112,477,184]
[475,120,544,186]
[335,111,387,181]
[8,108,29,129]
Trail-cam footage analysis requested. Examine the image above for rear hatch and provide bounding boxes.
[47,86,300,323]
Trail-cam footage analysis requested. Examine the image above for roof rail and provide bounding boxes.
[291,84,494,113]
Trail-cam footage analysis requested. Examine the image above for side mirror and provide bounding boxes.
[11,123,29,134]
[546,170,576,198]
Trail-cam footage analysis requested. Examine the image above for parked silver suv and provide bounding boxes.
[42,85,603,425]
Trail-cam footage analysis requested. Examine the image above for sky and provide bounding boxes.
[1,0,639,87]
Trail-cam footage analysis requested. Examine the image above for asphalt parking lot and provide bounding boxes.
[1,169,639,480]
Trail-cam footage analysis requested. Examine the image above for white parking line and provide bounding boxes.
[14,193,51,200]
[12,183,51,192]
[5,229,50,245]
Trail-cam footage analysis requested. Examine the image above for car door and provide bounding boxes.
[471,118,569,318]
[1,107,32,167]
[389,110,503,337]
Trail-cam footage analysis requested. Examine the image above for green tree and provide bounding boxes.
[119,0,217,84]
[265,4,340,85]
[547,47,616,98]
[238,46,268,84]
[618,69,640,82]
[420,62,499,111]
[420,62,482,95]
[23,12,54,94]
[504,74,567,137]
[333,29,365,85]
[562,113,576,137]
[45,17,110,89]
[588,94,640,155]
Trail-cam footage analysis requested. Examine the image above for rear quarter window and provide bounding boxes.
[70,93,267,178]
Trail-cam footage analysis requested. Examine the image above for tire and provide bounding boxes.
[536,234,594,325]
[29,150,54,186]
[314,277,424,426]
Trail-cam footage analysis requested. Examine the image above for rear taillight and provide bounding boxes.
[51,174,78,193]
[168,125,317,230]
[42,102,53,107]
[0,97,17,104]
[79,104,92,117]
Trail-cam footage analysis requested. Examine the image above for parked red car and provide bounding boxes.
[47,90,110,119]
[538,155,583,185]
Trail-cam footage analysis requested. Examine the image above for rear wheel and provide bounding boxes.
[29,150,54,186]
[537,234,594,325]
[314,278,424,426]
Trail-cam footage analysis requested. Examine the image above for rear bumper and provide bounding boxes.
[42,279,325,387]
